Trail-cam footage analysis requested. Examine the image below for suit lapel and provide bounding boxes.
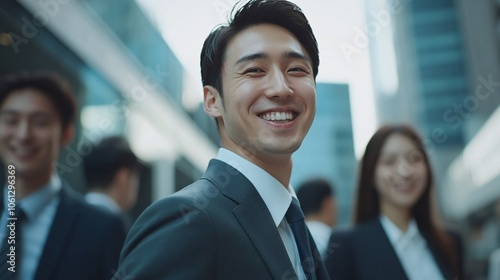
[233,191,298,279]
[424,231,453,280]
[376,219,453,280]
[203,159,297,279]
[306,229,329,280]
[371,219,409,280]
[35,186,81,280]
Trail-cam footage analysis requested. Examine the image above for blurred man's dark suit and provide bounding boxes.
[117,159,329,280]
[1,184,126,280]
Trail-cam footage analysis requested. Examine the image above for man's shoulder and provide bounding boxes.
[131,175,242,236]
[144,177,224,216]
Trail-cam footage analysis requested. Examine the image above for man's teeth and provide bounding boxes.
[260,112,294,121]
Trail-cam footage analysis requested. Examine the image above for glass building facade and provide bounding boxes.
[292,83,356,226]
[0,0,217,219]
[410,0,468,147]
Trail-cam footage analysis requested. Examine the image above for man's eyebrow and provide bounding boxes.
[234,51,311,66]
[283,51,311,63]
[235,52,270,66]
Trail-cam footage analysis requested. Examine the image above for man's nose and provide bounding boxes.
[264,70,294,98]
[15,120,32,140]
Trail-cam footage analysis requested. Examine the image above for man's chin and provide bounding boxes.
[263,144,301,156]
[273,139,303,153]
[10,163,48,178]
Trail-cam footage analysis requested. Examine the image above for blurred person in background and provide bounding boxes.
[115,0,330,279]
[325,124,463,280]
[488,199,500,280]
[83,135,140,230]
[489,247,500,280]
[0,72,126,280]
[296,178,337,258]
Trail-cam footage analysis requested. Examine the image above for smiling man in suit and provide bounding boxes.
[0,72,126,280]
[116,0,328,279]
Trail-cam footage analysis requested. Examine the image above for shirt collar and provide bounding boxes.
[4,173,62,221]
[379,215,420,245]
[85,192,121,213]
[216,148,294,226]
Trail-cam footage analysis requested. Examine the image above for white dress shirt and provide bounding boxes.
[379,215,444,280]
[217,148,306,280]
[0,173,61,280]
[305,220,332,258]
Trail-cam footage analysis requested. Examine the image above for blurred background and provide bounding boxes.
[0,0,499,279]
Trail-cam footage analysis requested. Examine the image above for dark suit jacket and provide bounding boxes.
[33,185,126,280]
[116,159,329,280]
[324,218,463,280]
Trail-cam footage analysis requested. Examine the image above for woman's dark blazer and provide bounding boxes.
[324,218,463,280]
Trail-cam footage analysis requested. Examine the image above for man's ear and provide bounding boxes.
[203,85,223,118]
[112,167,129,190]
[61,124,75,147]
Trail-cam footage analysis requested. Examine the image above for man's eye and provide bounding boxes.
[244,68,264,73]
[0,117,17,125]
[33,119,50,126]
[288,67,311,76]
[31,115,53,127]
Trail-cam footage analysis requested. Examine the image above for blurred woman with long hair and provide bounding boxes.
[325,125,463,280]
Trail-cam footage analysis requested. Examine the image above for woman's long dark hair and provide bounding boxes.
[353,124,459,278]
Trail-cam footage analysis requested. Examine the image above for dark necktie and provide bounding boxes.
[0,207,26,280]
[286,198,317,280]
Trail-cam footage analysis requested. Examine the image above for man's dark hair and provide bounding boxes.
[83,136,140,190]
[0,72,76,130]
[200,0,319,98]
[296,178,334,217]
